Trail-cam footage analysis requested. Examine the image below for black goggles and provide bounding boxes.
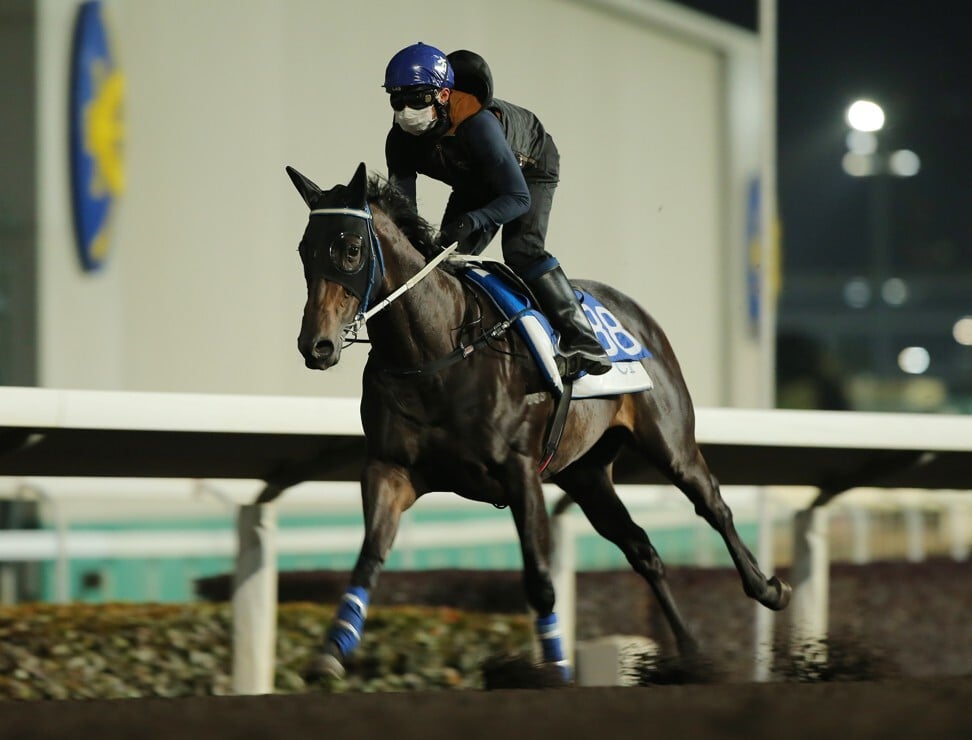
[389,87,438,111]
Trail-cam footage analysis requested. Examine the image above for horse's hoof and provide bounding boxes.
[767,576,792,611]
[305,652,346,681]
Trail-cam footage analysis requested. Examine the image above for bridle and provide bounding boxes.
[307,199,551,468]
[308,203,459,343]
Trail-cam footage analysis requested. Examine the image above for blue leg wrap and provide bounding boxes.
[535,612,572,681]
[326,586,369,657]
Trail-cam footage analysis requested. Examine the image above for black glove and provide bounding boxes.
[437,214,476,250]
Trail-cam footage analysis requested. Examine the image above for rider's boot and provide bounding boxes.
[526,264,613,379]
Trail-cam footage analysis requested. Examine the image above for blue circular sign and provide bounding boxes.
[70,0,124,272]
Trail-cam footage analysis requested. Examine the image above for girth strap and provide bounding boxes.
[538,379,573,473]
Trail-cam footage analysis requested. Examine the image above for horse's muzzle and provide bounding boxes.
[299,336,339,370]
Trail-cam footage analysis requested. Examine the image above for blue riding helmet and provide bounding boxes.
[383,42,454,90]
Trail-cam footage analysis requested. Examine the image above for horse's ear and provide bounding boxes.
[348,162,368,209]
[286,166,322,209]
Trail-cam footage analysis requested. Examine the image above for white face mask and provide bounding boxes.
[394,105,436,136]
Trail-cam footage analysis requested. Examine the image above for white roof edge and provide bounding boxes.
[4,387,971,452]
[695,406,972,452]
[0,386,363,435]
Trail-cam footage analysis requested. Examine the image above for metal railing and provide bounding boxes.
[1,479,968,604]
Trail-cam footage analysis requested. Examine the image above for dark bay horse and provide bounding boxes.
[286,162,790,680]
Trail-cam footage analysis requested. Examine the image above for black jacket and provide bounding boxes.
[386,97,559,233]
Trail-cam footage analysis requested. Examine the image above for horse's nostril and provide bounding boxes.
[314,339,334,359]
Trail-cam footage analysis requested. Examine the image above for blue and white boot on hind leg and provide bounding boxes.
[310,586,370,680]
[536,612,573,683]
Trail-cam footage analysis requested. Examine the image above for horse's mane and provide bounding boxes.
[366,176,439,255]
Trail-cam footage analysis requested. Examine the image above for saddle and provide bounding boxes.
[451,256,654,400]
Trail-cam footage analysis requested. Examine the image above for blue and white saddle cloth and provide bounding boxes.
[458,258,654,399]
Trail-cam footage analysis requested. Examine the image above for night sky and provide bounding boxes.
[674,0,972,277]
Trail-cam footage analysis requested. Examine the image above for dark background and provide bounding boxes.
[672,1,972,413]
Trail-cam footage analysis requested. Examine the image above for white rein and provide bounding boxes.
[355,240,459,325]
[308,205,460,335]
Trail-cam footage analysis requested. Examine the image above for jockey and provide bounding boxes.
[382,42,612,379]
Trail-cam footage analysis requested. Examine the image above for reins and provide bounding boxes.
[310,200,569,471]
[311,203,522,374]
[380,312,520,377]
[353,239,459,331]
[309,204,461,344]
[373,271,526,377]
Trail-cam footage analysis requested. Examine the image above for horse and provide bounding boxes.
[284,161,791,681]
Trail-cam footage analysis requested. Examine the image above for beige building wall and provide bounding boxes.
[34,0,763,406]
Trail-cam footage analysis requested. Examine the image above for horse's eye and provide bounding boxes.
[330,232,365,274]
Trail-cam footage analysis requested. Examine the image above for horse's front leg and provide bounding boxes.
[311,460,417,679]
[505,458,571,682]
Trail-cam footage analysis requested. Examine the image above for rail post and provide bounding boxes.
[232,503,278,694]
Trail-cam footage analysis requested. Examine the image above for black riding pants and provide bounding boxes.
[445,179,557,277]
[443,138,560,278]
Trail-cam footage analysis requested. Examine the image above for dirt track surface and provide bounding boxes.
[1,677,970,739]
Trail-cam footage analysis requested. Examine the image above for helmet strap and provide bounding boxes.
[424,100,451,137]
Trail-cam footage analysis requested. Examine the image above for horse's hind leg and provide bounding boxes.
[648,437,791,611]
[310,460,417,678]
[554,464,699,655]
